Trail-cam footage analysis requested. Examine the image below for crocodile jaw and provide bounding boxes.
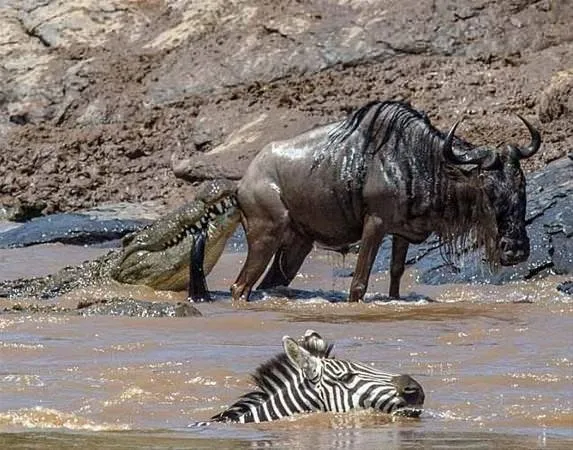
[111,180,239,291]
[113,207,239,291]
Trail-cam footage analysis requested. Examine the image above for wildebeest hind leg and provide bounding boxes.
[257,231,313,289]
[231,220,284,303]
[349,216,385,302]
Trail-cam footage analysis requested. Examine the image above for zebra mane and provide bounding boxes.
[253,334,334,394]
[210,332,334,422]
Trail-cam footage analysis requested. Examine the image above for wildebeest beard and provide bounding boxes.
[311,100,500,266]
[438,166,500,268]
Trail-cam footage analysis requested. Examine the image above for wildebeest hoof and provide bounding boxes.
[188,293,212,303]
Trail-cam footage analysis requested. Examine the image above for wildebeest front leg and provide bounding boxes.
[349,216,385,302]
[257,231,313,289]
[188,229,211,302]
[389,235,409,299]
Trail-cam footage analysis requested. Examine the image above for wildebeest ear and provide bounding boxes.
[477,149,500,170]
[283,336,321,381]
[443,120,500,169]
[506,144,522,161]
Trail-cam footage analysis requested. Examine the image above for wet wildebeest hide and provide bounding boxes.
[231,101,541,302]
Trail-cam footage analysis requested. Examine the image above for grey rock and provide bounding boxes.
[0,213,150,248]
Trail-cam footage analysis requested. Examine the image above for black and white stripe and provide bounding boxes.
[209,330,424,424]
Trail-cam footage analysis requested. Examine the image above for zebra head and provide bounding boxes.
[210,330,424,423]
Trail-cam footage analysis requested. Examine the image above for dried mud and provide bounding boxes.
[1,0,572,215]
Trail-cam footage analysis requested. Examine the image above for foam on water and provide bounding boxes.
[0,407,131,432]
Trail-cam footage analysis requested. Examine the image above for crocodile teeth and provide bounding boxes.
[209,212,217,220]
[215,202,224,214]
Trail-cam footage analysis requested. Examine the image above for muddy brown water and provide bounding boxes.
[0,241,571,449]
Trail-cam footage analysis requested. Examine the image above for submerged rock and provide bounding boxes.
[557,281,573,296]
[1,298,201,318]
[77,298,202,317]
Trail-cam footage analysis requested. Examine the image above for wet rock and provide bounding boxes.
[77,298,202,317]
[0,213,150,248]
[557,281,573,295]
[371,157,573,285]
[0,201,162,248]
[0,199,47,222]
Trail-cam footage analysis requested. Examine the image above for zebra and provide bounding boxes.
[208,330,424,424]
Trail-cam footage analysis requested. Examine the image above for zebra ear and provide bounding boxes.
[283,336,321,381]
[303,330,335,357]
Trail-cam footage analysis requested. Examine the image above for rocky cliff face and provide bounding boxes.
[1,0,572,215]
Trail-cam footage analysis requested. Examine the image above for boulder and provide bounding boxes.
[538,69,573,123]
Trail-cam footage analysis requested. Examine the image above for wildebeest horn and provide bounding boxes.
[442,120,462,164]
[514,114,541,159]
[443,120,498,168]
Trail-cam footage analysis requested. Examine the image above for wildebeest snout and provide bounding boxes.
[499,236,530,265]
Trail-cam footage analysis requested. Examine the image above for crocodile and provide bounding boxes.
[0,180,240,301]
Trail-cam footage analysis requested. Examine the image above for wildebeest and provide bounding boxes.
[230,100,541,302]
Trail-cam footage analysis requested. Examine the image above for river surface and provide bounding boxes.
[0,241,571,449]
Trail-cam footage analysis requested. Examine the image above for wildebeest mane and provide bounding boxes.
[320,100,442,158]
[314,100,499,266]
[312,101,446,189]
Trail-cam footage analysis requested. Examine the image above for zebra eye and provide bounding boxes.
[339,373,354,383]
